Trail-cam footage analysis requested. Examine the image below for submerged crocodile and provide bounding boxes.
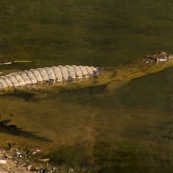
[0,51,173,95]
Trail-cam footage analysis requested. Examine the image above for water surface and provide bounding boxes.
[1,0,173,172]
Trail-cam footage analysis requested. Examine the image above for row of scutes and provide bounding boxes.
[0,65,99,90]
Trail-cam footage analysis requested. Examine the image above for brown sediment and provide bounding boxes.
[0,145,46,173]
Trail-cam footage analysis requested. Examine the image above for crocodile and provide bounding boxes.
[0,51,173,95]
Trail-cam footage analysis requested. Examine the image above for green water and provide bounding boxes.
[1,0,173,172]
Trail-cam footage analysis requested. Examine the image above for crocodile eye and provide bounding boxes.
[151,57,156,61]
[149,58,157,62]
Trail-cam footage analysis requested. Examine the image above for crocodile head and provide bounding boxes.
[144,51,173,63]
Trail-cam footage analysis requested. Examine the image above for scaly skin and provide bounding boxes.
[62,51,173,94]
[0,52,173,95]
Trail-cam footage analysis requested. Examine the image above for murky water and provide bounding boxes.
[1,0,173,172]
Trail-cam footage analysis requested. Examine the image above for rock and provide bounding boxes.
[0,159,6,164]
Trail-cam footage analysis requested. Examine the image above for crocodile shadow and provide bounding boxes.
[0,119,52,142]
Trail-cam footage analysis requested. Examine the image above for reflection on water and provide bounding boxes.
[1,0,173,172]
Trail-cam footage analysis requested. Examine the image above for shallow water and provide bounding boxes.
[1,0,173,172]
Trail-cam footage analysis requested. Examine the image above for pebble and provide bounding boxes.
[0,159,6,164]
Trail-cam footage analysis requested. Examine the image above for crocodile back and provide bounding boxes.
[0,65,100,91]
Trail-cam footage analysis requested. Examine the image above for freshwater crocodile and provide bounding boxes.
[0,51,173,95]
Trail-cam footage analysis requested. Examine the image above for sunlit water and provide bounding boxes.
[1,0,173,172]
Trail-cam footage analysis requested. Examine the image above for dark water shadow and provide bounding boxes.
[4,91,36,102]
[3,84,107,102]
[0,119,52,142]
